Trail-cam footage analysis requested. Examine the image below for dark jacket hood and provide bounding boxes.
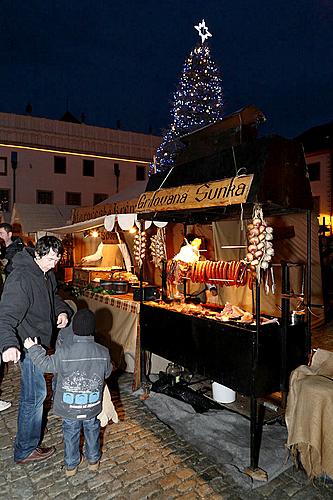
[12,247,44,277]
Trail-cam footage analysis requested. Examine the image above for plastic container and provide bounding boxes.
[212,382,236,403]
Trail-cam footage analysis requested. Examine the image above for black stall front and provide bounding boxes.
[140,304,306,398]
[136,109,314,480]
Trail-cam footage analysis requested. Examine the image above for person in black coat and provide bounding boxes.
[0,236,72,464]
[0,223,25,412]
[0,223,25,277]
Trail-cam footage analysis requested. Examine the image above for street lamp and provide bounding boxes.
[11,151,18,209]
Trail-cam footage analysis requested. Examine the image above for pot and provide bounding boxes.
[132,285,160,301]
[290,310,305,325]
[100,280,129,294]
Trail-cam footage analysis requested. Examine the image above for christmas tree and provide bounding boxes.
[152,20,224,174]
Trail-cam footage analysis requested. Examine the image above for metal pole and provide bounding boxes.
[306,210,312,357]
[281,261,289,392]
[11,152,18,209]
[250,277,260,469]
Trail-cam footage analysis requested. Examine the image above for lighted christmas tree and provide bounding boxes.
[152,20,224,173]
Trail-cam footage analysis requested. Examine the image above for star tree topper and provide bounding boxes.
[194,19,212,43]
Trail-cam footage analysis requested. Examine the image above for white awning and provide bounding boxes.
[45,214,168,234]
[45,216,105,234]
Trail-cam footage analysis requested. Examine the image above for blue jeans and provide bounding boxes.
[62,417,101,469]
[14,356,47,461]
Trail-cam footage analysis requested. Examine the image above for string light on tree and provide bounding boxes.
[151,20,223,173]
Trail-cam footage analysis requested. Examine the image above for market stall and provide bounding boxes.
[136,132,317,480]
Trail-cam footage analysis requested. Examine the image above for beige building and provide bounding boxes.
[0,111,161,214]
[297,122,333,231]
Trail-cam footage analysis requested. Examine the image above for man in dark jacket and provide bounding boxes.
[0,224,25,410]
[0,223,25,277]
[0,236,72,464]
[24,309,112,477]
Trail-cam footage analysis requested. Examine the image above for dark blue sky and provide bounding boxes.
[0,0,332,138]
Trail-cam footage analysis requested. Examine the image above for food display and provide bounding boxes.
[150,227,167,269]
[246,204,274,276]
[134,230,147,269]
[190,259,250,288]
[145,300,277,327]
[73,267,116,286]
[166,238,201,285]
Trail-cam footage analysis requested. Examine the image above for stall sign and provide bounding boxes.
[136,175,253,213]
[100,231,120,244]
[72,198,138,223]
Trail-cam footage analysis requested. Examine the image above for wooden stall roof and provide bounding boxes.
[138,134,313,223]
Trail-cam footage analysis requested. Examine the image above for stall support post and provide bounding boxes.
[246,278,268,481]
[250,279,260,469]
[280,261,290,393]
[137,219,146,384]
[306,209,312,357]
[161,260,168,301]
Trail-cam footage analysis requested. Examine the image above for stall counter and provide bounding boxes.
[80,291,168,389]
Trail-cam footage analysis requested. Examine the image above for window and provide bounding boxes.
[313,196,320,216]
[136,165,146,181]
[308,162,320,181]
[94,193,108,205]
[83,159,94,177]
[66,192,81,206]
[54,156,66,174]
[37,190,53,204]
[0,157,7,176]
[0,189,10,211]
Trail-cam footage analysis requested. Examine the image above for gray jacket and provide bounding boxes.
[27,335,112,420]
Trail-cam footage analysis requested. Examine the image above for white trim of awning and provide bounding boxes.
[45,214,168,234]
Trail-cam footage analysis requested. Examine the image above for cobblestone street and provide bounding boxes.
[1,358,333,500]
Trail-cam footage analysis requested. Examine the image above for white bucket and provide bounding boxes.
[212,382,236,403]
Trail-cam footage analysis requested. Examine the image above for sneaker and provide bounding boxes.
[88,461,100,471]
[65,466,78,478]
[0,400,11,412]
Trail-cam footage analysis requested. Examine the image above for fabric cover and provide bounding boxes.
[285,348,333,480]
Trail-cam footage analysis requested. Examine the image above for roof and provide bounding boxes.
[143,135,313,223]
[11,203,75,233]
[60,111,81,124]
[178,105,266,142]
[97,181,148,205]
[296,121,333,153]
[175,105,266,166]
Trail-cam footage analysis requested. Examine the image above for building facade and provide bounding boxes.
[0,112,161,212]
[297,122,333,231]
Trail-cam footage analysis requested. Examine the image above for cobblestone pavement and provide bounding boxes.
[1,361,333,500]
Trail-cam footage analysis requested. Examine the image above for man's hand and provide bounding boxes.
[57,313,68,328]
[24,337,37,349]
[2,347,21,363]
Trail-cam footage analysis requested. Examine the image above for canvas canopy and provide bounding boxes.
[10,203,74,234]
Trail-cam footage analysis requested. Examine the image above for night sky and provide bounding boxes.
[0,0,332,139]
